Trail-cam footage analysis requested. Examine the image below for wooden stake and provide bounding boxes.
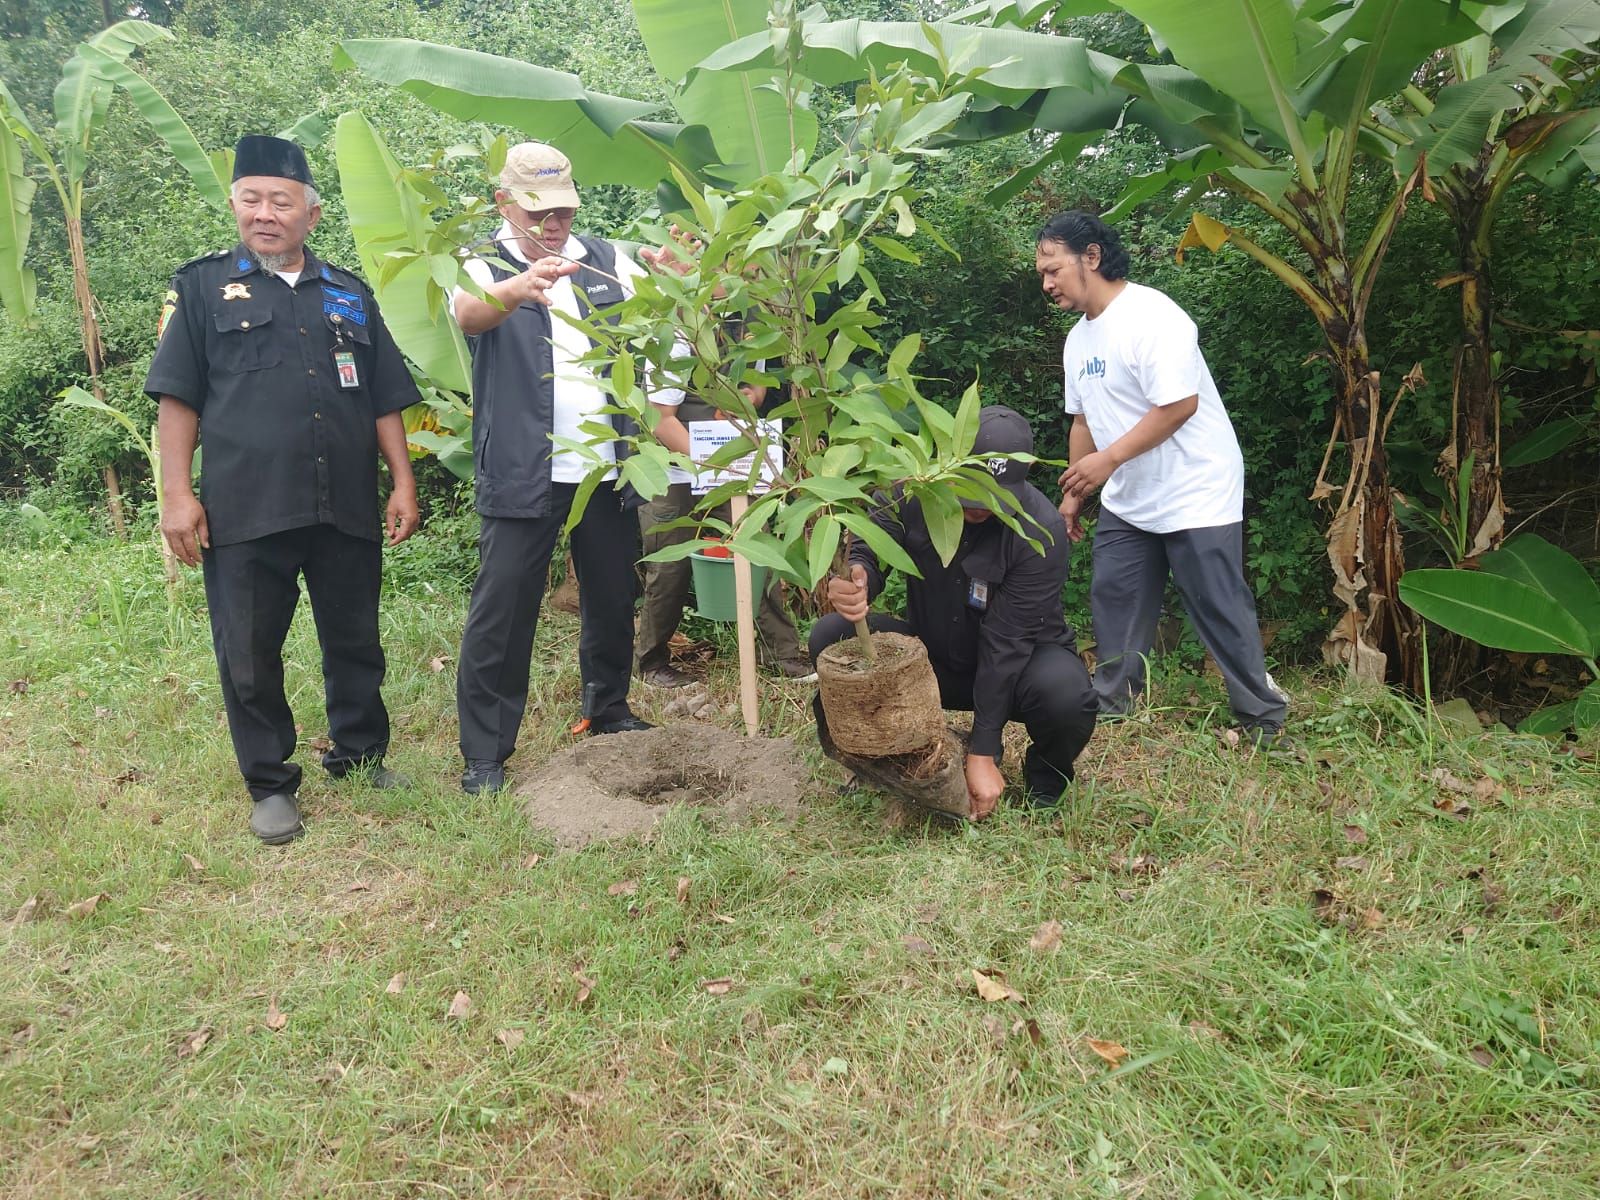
[730,493,759,736]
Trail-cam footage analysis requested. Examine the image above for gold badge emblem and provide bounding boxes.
[221,282,252,301]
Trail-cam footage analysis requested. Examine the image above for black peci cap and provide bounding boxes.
[232,135,314,187]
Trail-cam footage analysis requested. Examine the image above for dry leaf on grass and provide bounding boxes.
[901,935,934,956]
[1086,1037,1129,1067]
[65,893,107,920]
[1014,1018,1044,1046]
[971,969,1022,1003]
[606,879,638,897]
[1342,824,1368,845]
[1469,1045,1495,1068]
[307,735,333,755]
[572,972,596,1006]
[181,853,205,875]
[1334,856,1369,872]
[7,679,28,695]
[1028,921,1063,953]
[495,1028,525,1051]
[264,996,287,1032]
[345,881,370,894]
[1188,1020,1222,1039]
[521,854,542,869]
[11,895,41,928]
[384,972,406,995]
[1430,767,1474,794]
[1359,907,1386,930]
[676,876,691,905]
[429,655,451,673]
[446,990,473,1020]
[701,977,735,997]
[175,1026,212,1059]
[1433,795,1472,820]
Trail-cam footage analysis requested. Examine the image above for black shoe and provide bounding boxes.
[249,793,303,845]
[367,763,413,790]
[589,715,654,735]
[461,758,506,795]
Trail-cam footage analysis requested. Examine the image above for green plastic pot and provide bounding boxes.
[690,550,769,622]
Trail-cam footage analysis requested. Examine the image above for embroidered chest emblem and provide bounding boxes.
[221,282,252,301]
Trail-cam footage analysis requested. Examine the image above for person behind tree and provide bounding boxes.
[146,135,421,845]
[1038,209,1289,745]
[810,406,1098,817]
[634,317,813,689]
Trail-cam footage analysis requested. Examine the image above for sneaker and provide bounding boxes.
[590,715,655,735]
[641,664,697,689]
[461,758,506,795]
[768,657,817,683]
[249,793,303,845]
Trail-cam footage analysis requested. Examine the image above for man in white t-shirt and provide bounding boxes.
[452,142,653,795]
[1038,210,1288,745]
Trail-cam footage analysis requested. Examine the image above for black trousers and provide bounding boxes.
[808,614,1097,803]
[457,482,639,764]
[202,525,388,802]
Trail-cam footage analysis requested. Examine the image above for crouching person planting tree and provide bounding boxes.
[809,407,1098,816]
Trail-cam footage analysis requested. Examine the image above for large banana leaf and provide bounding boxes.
[53,20,171,189]
[334,39,682,190]
[633,0,818,180]
[334,112,471,395]
[76,44,228,209]
[1477,533,1600,652]
[1398,568,1595,657]
[693,19,1098,103]
[1300,0,1487,130]
[1115,0,1304,145]
[0,80,40,325]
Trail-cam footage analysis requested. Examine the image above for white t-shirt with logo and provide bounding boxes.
[1062,281,1243,533]
[454,226,644,484]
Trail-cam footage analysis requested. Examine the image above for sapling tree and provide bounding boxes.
[557,62,1053,660]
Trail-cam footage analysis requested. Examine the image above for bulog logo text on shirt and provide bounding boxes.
[1076,356,1106,382]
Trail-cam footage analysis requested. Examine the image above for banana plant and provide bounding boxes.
[1400,533,1600,732]
[1378,0,1600,560]
[1,19,227,534]
[702,0,1497,691]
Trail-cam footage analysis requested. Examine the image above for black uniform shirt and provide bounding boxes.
[145,243,420,547]
[850,483,1077,758]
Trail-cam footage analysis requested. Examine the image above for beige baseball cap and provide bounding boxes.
[500,142,580,211]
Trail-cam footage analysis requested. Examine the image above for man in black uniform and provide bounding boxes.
[146,135,422,845]
[810,406,1097,816]
[451,142,651,797]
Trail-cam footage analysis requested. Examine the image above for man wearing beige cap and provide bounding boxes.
[452,142,652,796]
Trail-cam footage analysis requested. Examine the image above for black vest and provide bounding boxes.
[467,235,642,518]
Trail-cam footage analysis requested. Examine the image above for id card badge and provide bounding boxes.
[967,578,990,611]
[333,348,360,390]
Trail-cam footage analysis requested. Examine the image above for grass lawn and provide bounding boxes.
[3,534,1598,1198]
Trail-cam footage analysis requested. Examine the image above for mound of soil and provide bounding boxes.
[517,723,812,848]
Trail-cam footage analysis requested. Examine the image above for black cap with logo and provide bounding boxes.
[960,405,1034,509]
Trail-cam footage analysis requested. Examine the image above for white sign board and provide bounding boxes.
[686,419,783,497]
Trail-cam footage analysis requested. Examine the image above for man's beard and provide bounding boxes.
[255,249,298,273]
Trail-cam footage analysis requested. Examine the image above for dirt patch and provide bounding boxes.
[517,723,813,848]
